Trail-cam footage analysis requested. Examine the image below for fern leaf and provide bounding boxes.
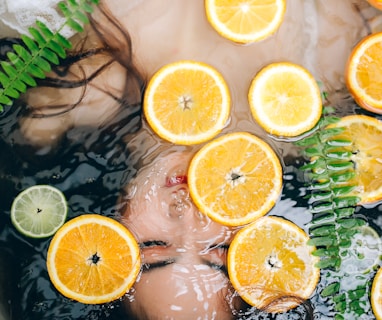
[0,0,100,111]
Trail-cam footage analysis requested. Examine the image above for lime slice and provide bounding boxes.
[11,185,68,238]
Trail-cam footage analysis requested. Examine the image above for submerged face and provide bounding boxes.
[121,151,241,319]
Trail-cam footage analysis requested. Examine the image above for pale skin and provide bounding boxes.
[121,150,242,320]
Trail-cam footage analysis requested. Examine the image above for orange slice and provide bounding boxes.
[327,115,382,204]
[248,62,322,137]
[372,267,382,320]
[367,0,382,10]
[188,131,283,226]
[46,214,141,304]
[205,0,286,44]
[227,216,320,313]
[143,60,231,145]
[346,32,382,114]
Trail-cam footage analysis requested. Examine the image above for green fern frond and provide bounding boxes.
[296,104,376,318]
[0,0,100,112]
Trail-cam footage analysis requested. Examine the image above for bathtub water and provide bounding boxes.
[0,0,382,319]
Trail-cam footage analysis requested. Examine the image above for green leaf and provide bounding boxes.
[308,236,336,247]
[310,224,336,236]
[28,27,47,46]
[311,202,334,214]
[321,282,340,297]
[21,35,39,53]
[326,139,352,147]
[315,257,341,269]
[335,207,356,218]
[337,218,365,229]
[332,185,357,196]
[67,18,84,32]
[13,45,33,63]
[0,93,12,105]
[326,161,354,172]
[40,48,60,65]
[47,41,67,59]
[26,64,46,79]
[1,61,17,77]
[333,196,360,208]
[54,33,72,50]
[36,20,54,39]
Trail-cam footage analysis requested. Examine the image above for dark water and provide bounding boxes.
[0,92,381,320]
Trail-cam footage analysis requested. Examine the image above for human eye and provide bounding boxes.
[203,244,229,276]
[139,240,176,272]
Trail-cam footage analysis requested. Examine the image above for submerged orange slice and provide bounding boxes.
[372,267,382,320]
[144,60,231,145]
[248,62,322,137]
[205,0,286,44]
[188,131,283,226]
[327,115,382,204]
[47,214,141,304]
[228,216,320,313]
[346,32,382,114]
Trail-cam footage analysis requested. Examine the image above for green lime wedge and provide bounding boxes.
[11,185,68,238]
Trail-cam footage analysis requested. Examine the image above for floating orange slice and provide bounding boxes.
[228,216,320,313]
[248,62,322,137]
[346,32,382,114]
[47,214,141,304]
[205,0,286,44]
[144,60,231,145]
[188,131,283,226]
[327,115,382,204]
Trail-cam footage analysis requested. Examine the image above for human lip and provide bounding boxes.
[165,175,188,187]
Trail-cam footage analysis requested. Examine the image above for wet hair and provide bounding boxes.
[0,2,145,118]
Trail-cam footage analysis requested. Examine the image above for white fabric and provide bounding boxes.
[0,0,76,38]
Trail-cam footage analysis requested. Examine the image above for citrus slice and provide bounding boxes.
[248,62,322,137]
[46,214,141,304]
[143,60,231,145]
[372,266,382,320]
[346,32,382,114]
[205,0,286,44]
[11,185,68,238]
[327,114,382,204]
[340,225,382,275]
[227,216,320,313]
[188,131,283,226]
[367,0,382,10]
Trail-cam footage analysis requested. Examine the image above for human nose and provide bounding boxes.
[168,186,208,225]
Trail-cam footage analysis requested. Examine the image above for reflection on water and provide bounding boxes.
[0,0,382,319]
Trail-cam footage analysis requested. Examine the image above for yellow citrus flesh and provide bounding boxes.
[228,216,320,313]
[367,0,382,10]
[47,214,141,304]
[327,115,382,204]
[144,60,231,145]
[188,132,283,227]
[205,0,286,44]
[248,62,322,137]
[372,267,382,320]
[346,32,382,114]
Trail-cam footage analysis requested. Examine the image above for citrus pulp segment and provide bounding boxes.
[46,214,141,304]
[143,60,231,145]
[227,216,320,313]
[327,115,382,204]
[205,0,286,44]
[11,185,68,238]
[346,32,382,114]
[372,267,382,320]
[248,62,322,137]
[188,132,283,226]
